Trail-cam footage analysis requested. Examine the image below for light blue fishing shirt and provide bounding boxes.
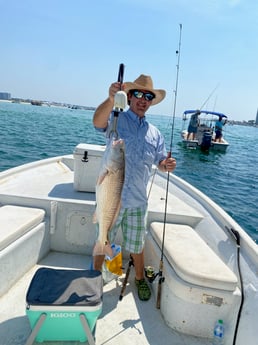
[95,109,167,209]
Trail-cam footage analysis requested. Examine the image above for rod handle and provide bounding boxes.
[117,63,125,85]
[119,256,133,301]
[156,280,162,309]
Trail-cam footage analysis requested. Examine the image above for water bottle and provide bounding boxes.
[213,319,225,345]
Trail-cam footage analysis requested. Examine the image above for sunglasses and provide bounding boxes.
[131,90,155,101]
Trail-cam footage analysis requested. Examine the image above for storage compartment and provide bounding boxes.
[145,222,241,340]
[26,267,103,343]
[0,205,46,297]
[73,143,105,192]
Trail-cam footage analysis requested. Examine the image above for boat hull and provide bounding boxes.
[0,144,257,345]
[182,138,229,152]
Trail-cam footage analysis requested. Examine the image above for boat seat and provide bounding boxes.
[150,222,238,291]
[0,205,45,251]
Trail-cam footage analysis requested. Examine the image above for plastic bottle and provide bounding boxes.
[213,319,225,345]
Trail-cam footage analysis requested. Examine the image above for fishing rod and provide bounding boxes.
[199,83,220,110]
[119,255,134,301]
[156,23,183,309]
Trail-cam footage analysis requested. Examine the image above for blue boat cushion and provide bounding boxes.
[0,205,45,251]
[26,268,103,307]
[150,222,238,291]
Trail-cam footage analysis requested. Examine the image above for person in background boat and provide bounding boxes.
[92,74,176,301]
[214,116,224,142]
[186,110,200,140]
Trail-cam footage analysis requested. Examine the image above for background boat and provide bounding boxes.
[181,109,229,152]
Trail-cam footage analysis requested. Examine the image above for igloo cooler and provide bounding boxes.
[25,267,103,345]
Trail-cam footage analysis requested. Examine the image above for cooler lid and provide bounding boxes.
[26,268,103,307]
[73,143,105,157]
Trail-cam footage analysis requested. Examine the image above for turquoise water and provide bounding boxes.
[1,102,257,243]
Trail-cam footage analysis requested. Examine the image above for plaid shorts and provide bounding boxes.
[109,206,148,254]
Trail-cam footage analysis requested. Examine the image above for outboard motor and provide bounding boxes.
[201,132,212,151]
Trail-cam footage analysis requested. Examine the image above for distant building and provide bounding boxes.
[0,92,11,100]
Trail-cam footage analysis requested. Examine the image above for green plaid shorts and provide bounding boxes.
[109,206,148,254]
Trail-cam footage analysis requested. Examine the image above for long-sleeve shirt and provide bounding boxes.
[95,109,167,209]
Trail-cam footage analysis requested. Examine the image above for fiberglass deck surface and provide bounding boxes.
[0,252,211,345]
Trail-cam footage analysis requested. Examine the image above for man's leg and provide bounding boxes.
[131,251,144,280]
[131,250,151,301]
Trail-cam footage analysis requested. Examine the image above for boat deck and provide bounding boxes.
[0,156,210,344]
[0,251,211,345]
[0,153,257,345]
[0,155,204,229]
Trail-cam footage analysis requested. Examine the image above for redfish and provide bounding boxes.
[93,139,125,256]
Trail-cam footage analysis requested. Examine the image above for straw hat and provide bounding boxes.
[124,74,166,105]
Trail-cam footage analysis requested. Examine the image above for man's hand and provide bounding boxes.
[159,156,176,172]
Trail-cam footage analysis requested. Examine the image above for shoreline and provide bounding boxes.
[0,99,95,111]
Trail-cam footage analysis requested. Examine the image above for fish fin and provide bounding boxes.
[96,170,108,186]
[93,241,113,257]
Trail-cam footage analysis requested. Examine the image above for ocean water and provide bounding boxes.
[0,101,257,243]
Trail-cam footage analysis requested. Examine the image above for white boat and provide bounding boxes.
[0,142,257,345]
[181,110,229,152]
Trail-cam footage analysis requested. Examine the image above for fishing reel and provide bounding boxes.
[144,266,159,283]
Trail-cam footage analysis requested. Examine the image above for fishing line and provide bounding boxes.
[199,83,220,110]
[156,23,183,309]
[149,24,182,201]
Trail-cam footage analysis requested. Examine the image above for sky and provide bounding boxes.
[0,0,258,121]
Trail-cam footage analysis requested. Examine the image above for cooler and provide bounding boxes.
[25,267,103,345]
[73,143,105,192]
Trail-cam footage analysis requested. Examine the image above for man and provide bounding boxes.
[187,111,200,140]
[93,74,176,301]
[215,116,224,142]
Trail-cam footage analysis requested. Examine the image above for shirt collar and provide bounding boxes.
[127,109,146,126]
